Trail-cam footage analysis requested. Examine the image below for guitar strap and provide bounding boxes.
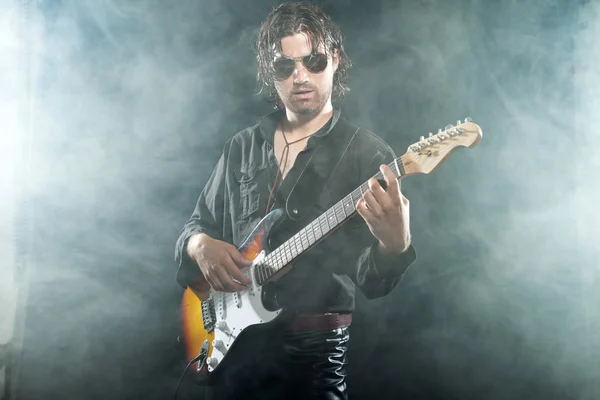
[281,117,361,222]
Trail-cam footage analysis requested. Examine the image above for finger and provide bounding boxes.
[380,165,401,200]
[355,197,373,221]
[363,186,384,216]
[211,265,241,292]
[228,247,254,269]
[219,258,249,292]
[206,268,225,292]
[197,260,222,291]
[224,250,252,286]
[367,177,389,210]
[204,275,219,292]
[401,194,410,207]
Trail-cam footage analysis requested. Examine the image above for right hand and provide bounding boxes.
[187,233,253,292]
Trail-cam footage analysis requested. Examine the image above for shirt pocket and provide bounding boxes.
[234,165,267,220]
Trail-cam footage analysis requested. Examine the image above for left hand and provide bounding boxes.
[356,164,411,254]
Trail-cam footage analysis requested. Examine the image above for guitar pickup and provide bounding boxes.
[233,292,242,308]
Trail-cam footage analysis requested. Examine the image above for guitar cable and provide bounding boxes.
[173,351,206,400]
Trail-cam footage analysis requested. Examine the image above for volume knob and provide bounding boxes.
[212,339,228,354]
[216,320,232,335]
[206,357,219,369]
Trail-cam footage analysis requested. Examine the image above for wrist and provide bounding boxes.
[186,232,210,260]
[377,239,410,256]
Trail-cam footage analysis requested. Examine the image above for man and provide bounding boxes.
[175,2,417,399]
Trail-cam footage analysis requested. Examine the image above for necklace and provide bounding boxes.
[264,122,313,215]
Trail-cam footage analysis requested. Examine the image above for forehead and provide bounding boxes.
[274,32,325,58]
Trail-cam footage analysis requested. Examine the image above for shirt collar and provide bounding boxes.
[258,107,342,145]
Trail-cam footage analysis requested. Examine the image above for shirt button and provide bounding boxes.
[292,208,298,215]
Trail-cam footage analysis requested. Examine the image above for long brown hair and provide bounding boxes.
[255,2,352,105]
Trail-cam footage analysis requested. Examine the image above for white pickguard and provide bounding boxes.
[206,251,282,372]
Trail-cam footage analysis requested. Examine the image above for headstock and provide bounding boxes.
[400,117,483,176]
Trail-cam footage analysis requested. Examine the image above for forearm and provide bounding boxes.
[186,232,212,260]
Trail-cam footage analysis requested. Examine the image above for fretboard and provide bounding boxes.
[255,157,405,285]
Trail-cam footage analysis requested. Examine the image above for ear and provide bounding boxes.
[332,48,339,73]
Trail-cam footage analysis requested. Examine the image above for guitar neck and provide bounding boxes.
[255,158,406,284]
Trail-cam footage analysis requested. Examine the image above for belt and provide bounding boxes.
[287,312,352,332]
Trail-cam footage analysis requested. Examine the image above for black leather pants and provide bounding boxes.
[204,326,350,400]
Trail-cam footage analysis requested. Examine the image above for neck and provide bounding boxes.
[283,101,334,138]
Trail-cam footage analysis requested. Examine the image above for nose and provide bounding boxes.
[293,60,309,84]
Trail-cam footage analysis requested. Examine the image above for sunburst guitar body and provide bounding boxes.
[180,208,286,383]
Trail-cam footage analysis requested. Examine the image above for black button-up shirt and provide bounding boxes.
[174,108,417,313]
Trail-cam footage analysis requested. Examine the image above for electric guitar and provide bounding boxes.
[180,118,483,381]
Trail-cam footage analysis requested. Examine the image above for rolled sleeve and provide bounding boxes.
[174,140,231,289]
[353,241,417,298]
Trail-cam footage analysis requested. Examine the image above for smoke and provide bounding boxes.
[1,0,599,399]
[1,0,33,373]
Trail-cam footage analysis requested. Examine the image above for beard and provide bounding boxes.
[277,82,332,116]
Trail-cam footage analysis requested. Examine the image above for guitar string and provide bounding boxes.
[203,125,466,306]
[202,160,403,306]
[202,162,402,306]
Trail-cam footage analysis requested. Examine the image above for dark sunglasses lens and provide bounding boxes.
[272,54,328,80]
[273,59,295,80]
[304,53,328,73]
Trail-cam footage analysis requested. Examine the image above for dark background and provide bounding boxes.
[9,0,600,399]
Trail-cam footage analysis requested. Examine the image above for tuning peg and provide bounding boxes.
[464,116,472,122]
[428,132,433,137]
[419,136,424,141]
[444,124,453,131]
[456,120,461,125]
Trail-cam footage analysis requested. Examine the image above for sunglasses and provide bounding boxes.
[272,53,328,80]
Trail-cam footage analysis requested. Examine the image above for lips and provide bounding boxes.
[292,88,313,95]
[292,89,313,100]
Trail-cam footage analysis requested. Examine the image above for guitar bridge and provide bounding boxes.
[201,297,216,332]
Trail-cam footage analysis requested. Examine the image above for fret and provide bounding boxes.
[324,208,331,230]
[291,234,300,258]
[305,225,313,246]
[334,202,345,222]
[318,217,326,238]
[269,252,281,273]
[319,214,329,235]
[311,220,322,242]
[297,232,304,254]
[261,264,270,281]
[315,218,323,239]
[296,230,305,253]
[267,251,276,273]
[360,182,369,197]
[309,222,317,244]
[325,207,337,230]
[393,158,405,177]
[277,249,286,271]
[301,227,310,250]
[301,228,309,250]
[285,239,293,261]
[283,241,291,265]
[343,194,355,216]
